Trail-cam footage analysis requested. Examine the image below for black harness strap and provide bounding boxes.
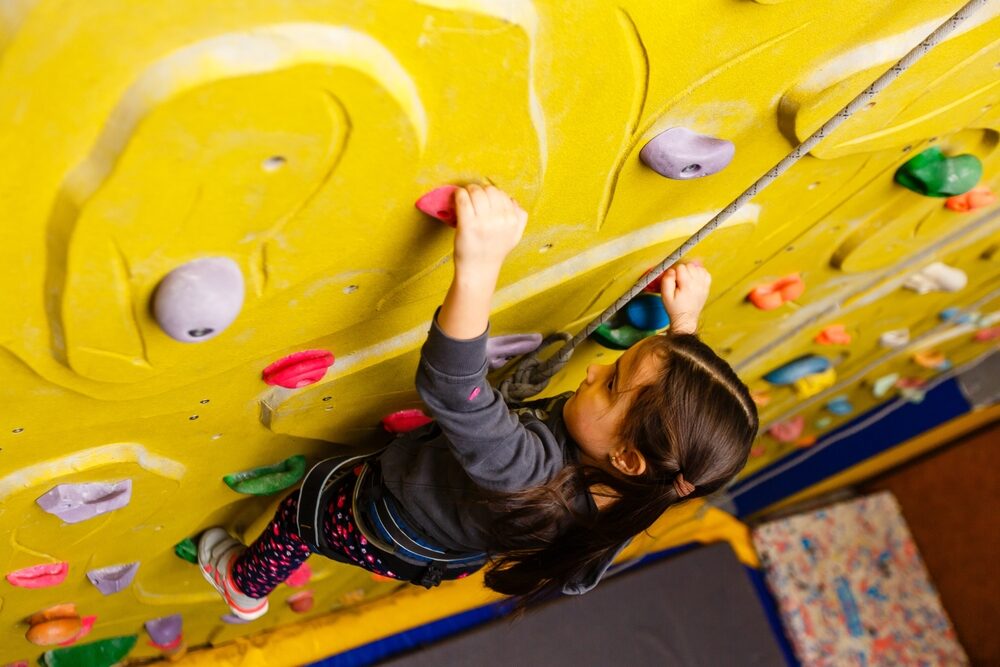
[295,452,374,561]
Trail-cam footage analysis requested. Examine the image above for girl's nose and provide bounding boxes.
[585,364,599,384]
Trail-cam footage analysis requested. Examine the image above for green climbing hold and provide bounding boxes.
[174,537,198,564]
[894,146,982,197]
[42,635,137,667]
[223,455,307,495]
[590,323,658,350]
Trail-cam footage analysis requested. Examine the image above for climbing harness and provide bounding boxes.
[500,0,988,400]
[297,449,486,589]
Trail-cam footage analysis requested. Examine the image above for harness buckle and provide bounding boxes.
[418,562,445,589]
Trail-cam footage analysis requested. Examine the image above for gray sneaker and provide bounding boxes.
[198,527,269,620]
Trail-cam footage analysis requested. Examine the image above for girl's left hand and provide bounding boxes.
[660,262,711,335]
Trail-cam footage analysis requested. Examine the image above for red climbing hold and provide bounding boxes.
[381,409,433,434]
[944,185,996,212]
[974,326,1000,342]
[262,350,334,389]
[747,274,805,310]
[415,186,460,226]
[287,590,314,613]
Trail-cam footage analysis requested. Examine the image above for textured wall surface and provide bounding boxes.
[1,0,998,663]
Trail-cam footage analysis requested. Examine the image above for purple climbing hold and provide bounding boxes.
[639,127,735,180]
[153,257,245,343]
[36,480,132,524]
[86,563,139,595]
[486,333,543,370]
[145,614,182,648]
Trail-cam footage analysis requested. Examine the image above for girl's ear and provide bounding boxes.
[611,448,647,476]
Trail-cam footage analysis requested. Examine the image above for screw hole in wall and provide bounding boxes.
[262,156,287,172]
[680,164,701,175]
[539,244,553,253]
[189,415,199,421]
[200,399,210,404]
[343,285,359,294]
[12,427,23,434]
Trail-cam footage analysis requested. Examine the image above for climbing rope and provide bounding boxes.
[499,332,573,402]
[501,0,988,400]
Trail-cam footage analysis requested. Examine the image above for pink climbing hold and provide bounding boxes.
[6,562,69,589]
[262,350,335,388]
[285,563,312,588]
[36,480,132,524]
[381,409,433,434]
[768,416,805,443]
[415,185,460,226]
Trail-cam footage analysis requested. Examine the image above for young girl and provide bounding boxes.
[198,184,758,619]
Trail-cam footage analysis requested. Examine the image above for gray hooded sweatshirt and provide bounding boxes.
[379,313,629,595]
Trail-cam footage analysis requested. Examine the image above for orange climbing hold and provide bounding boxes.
[747,274,805,310]
[25,604,82,646]
[944,185,996,212]
[814,324,851,345]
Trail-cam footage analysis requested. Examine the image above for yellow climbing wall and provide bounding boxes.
[1,0,999,663]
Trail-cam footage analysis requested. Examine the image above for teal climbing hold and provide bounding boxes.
[223,455,307,495]
[894,146,982,197]
[42,635,137,667]
[590,322,657,350]
[173,537,198,564]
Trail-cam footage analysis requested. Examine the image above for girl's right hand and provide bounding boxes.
[453,184,528,278]
[660,262,711,335]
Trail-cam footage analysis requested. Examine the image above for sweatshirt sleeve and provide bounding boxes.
[415,310,565,493]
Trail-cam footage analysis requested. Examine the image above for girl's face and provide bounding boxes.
[562,339,663,472]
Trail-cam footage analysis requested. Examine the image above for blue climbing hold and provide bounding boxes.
[624,294,670,331]
[826,396,854,415]
[764,355,832,386]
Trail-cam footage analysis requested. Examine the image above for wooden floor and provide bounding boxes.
[862,419,1000,666]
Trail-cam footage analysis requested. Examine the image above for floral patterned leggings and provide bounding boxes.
[231,464,482,599]
[231,465,397,599]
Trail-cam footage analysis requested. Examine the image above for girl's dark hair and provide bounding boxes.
[482,333,758,606]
